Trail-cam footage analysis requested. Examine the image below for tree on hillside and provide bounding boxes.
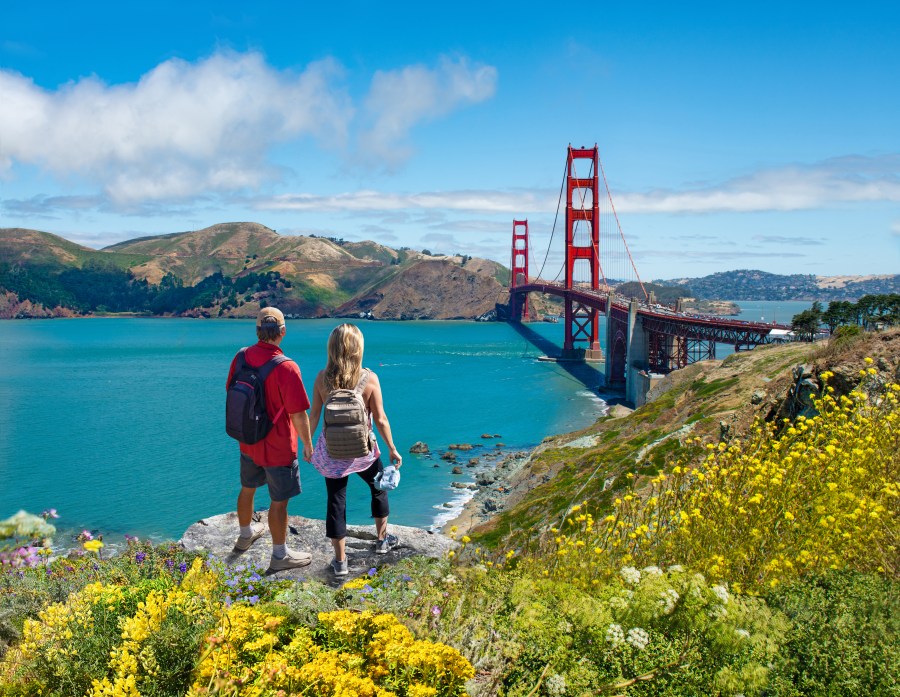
[791,301,823,342]
[822,300,854,334]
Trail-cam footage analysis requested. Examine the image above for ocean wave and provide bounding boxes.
[428,485,476,531]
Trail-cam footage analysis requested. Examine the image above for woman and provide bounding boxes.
[307,324,402,576]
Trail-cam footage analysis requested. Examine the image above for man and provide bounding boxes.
[226,307,314,571]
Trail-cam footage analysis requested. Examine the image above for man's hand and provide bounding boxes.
[291,411,313,463]
[389,447,402,468]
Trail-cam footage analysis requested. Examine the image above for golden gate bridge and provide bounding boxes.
[506,145,793,404]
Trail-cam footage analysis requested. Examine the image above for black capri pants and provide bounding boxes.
[324,457,389,539]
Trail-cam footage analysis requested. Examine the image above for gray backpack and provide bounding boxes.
[323,369,372,459]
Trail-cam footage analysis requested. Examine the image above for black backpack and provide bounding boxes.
[225,349,293,444]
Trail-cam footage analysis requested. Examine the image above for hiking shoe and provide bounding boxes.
[268,549,312,571]
[331,558,349,576]
[375,534,398,554]
[233,525,266,552]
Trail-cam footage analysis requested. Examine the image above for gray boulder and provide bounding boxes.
[409,442,430,454]
[179,511,457,588]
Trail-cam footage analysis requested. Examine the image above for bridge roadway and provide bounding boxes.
[510,281,794,405]
[514,281,791,344]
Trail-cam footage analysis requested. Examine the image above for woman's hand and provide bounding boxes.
[389,447,402,468]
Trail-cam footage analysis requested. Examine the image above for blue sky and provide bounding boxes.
[1,1,898,280]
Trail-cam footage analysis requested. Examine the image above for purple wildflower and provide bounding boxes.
[135,552,146,564]
[368,567,377,576]
[431,605,441,616]
[401,574,412,582]
[178,562,188,573]
[362,584,374,594]
[248,595,260,605]
[41,508,59,520]
[166,559,175,569]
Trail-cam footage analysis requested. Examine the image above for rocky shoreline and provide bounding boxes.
[429,402,631,535]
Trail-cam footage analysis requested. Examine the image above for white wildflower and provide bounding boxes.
[609,596,629,611]
[711,584,730,604]
[667,564,685,573]
[605,623,625,647]
[642,565,663,576]
[443,574,458,584]
[735,628,751,640]
[545,673,567,697]
[659,588,680,614]
[626,627,650,651]
[620,565,641,585]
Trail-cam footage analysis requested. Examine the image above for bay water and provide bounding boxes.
[0,318,607,545]
[0,300,812,547]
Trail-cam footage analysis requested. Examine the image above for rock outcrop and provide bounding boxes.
[179,511,457,587]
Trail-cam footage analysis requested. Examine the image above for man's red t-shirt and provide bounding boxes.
[227,341,310,467]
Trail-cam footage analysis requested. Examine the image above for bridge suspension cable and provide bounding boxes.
[530,157,568,284]
[598,154,648,301]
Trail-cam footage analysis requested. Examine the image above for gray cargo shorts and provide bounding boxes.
[240,453,301,502]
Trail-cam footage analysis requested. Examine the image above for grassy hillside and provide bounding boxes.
[472,329,898,550]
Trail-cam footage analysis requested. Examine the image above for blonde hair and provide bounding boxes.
[324,324,364,391]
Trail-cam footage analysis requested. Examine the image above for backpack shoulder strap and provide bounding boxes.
[234,348,249,371]
[257,354,293,382]
[354,368,370,396]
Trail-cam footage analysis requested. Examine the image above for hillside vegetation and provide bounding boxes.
[0,225,507,320]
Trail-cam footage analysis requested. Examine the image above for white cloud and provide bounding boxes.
[0,51,352,202]
[891,221,900,236]
[359,56,497,166]
[254,154,900,218]
[255,188,551,213]
[616,155,900,214]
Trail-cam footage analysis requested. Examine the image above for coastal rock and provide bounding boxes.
[476,473,496,486]
[480,433,493,439]
[751,389,766,405]
[409,442,430,454]
[467,458,479,467]
[451,466,463,475]
[448,443,474,451]
[440,452,458,462]
[179,511,457,587]
[451,482,470,489]
[493,434,502,438]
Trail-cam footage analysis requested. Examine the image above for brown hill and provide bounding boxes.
[1,224,510,320]
[335,259,505,320]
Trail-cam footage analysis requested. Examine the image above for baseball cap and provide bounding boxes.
[257,307,285,328]
[374,465,401,491]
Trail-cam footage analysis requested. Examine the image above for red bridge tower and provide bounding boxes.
[563,145,603,360]
[510,219,529,320]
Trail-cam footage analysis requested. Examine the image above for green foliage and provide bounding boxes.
[765,572,900,696]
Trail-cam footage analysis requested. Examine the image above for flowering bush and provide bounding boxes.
[550,369,899,592]
[0,558,220,696]
[189,607,473,696]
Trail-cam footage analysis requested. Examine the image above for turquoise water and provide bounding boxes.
[0,319,607,542]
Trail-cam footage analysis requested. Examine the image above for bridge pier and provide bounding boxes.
[624,299,649,405]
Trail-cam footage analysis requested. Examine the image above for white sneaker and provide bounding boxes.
[233,525,266,552]
[331,558,349,576]
[268,549,312,571]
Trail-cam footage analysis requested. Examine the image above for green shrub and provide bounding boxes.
[765,571,900,697]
